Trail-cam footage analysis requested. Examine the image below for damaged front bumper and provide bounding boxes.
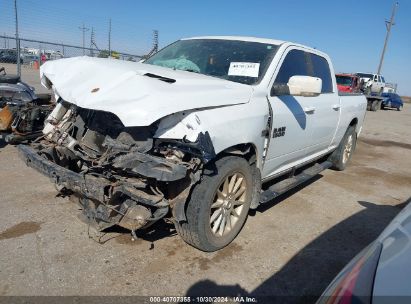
[19,144,110,202]
[17,101,216,233]
[18,145,174,231]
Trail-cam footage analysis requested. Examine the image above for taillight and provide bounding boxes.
[317,243,382,304]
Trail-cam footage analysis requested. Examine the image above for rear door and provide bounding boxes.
[305,52,340,153]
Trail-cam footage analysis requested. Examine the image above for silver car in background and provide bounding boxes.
[317,199,411,304]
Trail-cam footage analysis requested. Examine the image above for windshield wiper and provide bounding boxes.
[183,69,199,73]
[143,73,176,83]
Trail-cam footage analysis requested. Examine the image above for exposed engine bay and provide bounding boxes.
[21,100,215,234]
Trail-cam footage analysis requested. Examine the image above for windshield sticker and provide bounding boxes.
[228,62,260,78]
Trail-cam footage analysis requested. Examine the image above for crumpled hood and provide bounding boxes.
[40,57,253,126]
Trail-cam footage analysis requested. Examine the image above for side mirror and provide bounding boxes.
[271,75,322,97]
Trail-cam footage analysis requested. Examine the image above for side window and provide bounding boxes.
[274,49,309,84]
[381,76,385,83]
[310,53,333,93]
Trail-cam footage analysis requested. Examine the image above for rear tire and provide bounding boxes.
[330,126,357,171]
[371,100,379,111]
[397,105,403,111]
[175,156,253,252]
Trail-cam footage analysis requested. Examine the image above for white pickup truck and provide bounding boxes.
[19,36,367,251]
[356,72,386,95]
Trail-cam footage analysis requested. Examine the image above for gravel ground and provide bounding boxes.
[0,65,410,302]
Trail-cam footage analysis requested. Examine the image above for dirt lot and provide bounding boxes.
[0,65,411,302]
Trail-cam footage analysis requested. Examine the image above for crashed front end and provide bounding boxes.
[18,100,214,233]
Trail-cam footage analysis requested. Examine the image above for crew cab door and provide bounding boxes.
[262,48,315,178]
[305,52,340,154]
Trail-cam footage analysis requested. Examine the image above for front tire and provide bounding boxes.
[175,156,253,251]
[330,126,357,171]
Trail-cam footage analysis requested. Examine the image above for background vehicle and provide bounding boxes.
[21,54,40,65]
[0,67,36,108]
[356,72,386,95]
[336,74,361,93]
[19,37,367,251]
[0,67,53,143]
[381,92,403,111]
[336,73,384,112]
[0,54,23,64]
[317,200,411,304]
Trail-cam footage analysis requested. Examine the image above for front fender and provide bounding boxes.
[153,101,269,170]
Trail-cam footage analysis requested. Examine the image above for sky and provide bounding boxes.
[1,0,410,95]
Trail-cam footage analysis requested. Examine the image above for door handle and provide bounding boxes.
[303,106,316,114]
[332,104,341,110]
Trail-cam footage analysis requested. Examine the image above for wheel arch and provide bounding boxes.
[215,142,260,169]
[349,117,358,127]
[349,117,360,133]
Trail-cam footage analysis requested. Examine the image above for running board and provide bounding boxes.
[260,161,332,204]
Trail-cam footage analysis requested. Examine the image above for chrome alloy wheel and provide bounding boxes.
[343,134,354,164]
[209,172,247,237]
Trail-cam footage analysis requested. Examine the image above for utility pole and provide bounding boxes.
[90,27,95,57]
[14,0,21,76]
[108,18,112,58]
[79,23,89,56]
[377,1,399,74]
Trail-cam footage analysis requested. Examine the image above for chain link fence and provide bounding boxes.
[1,34,144,67]
[0,0,158,80]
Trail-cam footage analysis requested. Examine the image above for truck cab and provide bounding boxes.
[336,73,361,93]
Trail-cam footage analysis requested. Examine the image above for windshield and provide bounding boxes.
[144,39,279,85]
[336,76,353,86]
[357,73,373,79]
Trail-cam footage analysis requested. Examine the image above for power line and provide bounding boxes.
[377,1,399,75]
